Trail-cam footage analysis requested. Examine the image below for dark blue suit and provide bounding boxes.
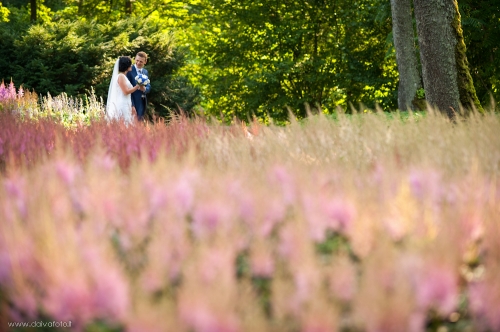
[127,66,151,121]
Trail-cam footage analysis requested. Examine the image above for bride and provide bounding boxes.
[106,56,141,124]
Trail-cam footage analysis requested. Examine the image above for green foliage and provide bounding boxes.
[138,31,201,118]
[0,15,200,119]
[185,0,398,122]
[315,232,351,257]
[416,88,425,99]
[0,2,9,22]
[1,0,498,121]
[458,0,500,109]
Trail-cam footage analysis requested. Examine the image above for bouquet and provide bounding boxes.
[135,73,150,86]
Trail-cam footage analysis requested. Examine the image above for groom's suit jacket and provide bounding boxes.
[127,66,151,119]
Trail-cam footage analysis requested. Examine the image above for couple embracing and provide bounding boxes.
[106,51,151,123]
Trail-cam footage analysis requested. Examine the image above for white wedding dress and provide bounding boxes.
[106,60,133,124]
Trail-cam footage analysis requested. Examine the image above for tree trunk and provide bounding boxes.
[451,2,483,113]
[413,0,482,117]
[30,0,37,22]
[390,0,422,110]
[125,0,132,15]
[413,0,460,119]
[78,0,84,14]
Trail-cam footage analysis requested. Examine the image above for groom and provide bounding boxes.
[127,51,151,121]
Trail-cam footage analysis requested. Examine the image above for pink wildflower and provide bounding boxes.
[468,279,500,330]
[327,255,357,302]
[191,199,233,238]
[17,85,24,98]
[3,176,27,219]
[92,268,130,322]
[408,169,443,201]
[300,302,339,332]
[293,271,314,307]
[262,198,286,234]
[127,318,166,332]
[56,160,81,185]
[173,171,197,217]
[92,153,117,171]
[415,265,458,315]
[140,267,165,293]
[0,250,11,284]
[198,247,236,284]
[250,241,275,277]
[11,291,38,320]
[43,276,95,326]
[0,80,6,100]
[179,302,239,332]
[302,193,329,242]
[8,80,16,99]
[323,197,356,234]
[269,165,296,205]
[228,183,258,233]
[277,224,298,259]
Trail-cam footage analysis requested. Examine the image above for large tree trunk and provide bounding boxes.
[390,0,422,111]
[451,2,483,113]
[413,0,460,119]
[413,0,482,118]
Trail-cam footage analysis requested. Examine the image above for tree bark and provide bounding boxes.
[413,0,482,117]
[78,0,84,14]
[413,0,460,119]
[451,2,483,113]
[390,0,422,110]
[30,0,37,22]
[125,0,132,15]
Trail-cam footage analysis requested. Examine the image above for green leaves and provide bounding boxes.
[458,0,500,107]
[187,0,398,121]
[0,16,200,119]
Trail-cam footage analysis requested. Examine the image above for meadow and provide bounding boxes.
[1,82,500,332]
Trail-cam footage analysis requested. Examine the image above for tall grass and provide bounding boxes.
[0,106,499,332]
[0,80,105,128]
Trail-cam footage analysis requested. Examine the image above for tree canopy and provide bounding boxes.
[183,0,398,122]
[0,0,498,121]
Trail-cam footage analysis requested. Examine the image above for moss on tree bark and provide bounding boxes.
[451,1,483,113]
[413,0,482,118]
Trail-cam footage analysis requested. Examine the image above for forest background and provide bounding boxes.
[0,0,498,122]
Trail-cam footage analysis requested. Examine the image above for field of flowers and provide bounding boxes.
[1,83,500,332]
